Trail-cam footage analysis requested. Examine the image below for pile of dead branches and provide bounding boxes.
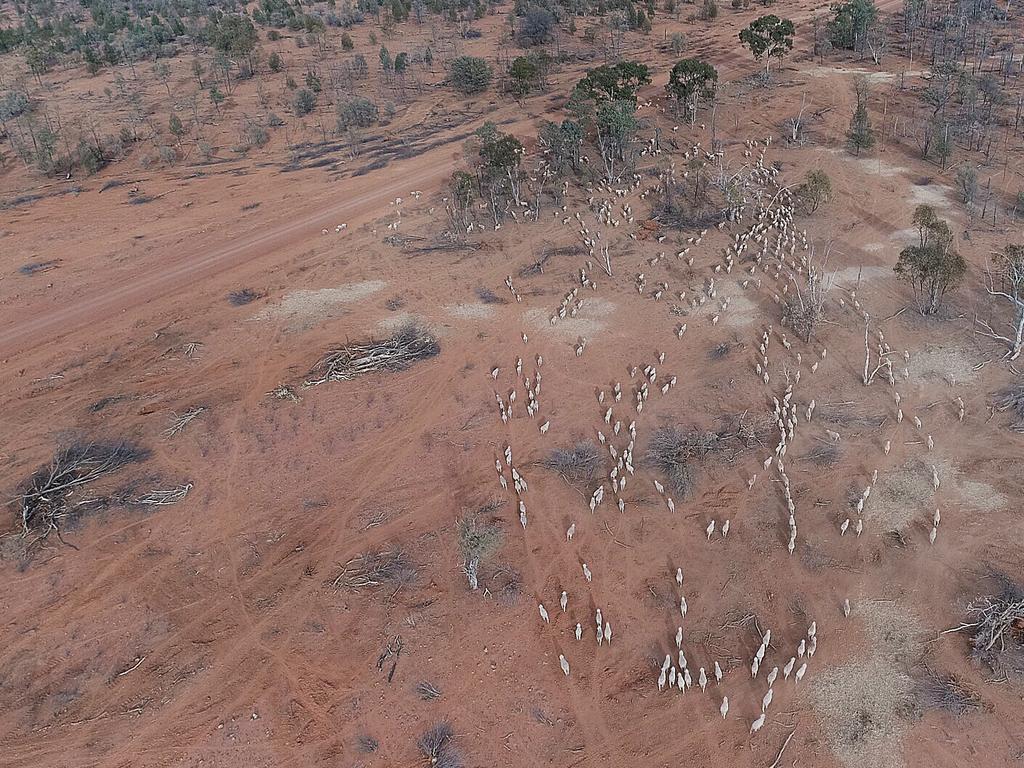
[647,427,720,497]
[305,324,440,386]
[15,441,150,538]
[967,582,1024,675]
[331,548,417,589]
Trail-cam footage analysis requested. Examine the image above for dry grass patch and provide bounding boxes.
[810,656,914,768]
[253,280,386,323]
[870,460,935,532]
[810,601,924,768]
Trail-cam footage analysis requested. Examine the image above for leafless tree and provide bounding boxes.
[977,244,1024,360]
[787,92,809,144]
[782,245,835,341]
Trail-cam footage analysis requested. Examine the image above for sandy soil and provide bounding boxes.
[2,3,1024,768]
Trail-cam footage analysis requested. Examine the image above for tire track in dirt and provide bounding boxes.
[99,367,457,759]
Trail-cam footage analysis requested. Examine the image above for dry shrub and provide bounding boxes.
[912,670,982,718]
[995,384,1024,432]
[357,734,379,753]
[416,681,442,700]
[491,564,523,604]
[727,411,773,449]
[708,342,732,359]
[542,441,600,484]
[457,508,503,563]
[228,288,261,305]
[647,426,719,497]
[475,287,506,304]
[331,548,416,589]
[804,442,841,466]
[306,323,440,385]
[457,506,503,591]
[16,441,150,538]
[417,722,462,768]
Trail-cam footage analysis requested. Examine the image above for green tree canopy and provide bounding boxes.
[894,205,964,315]
[665,58,717,123]
[573,61,651,105]
[210,14,257,60]
[738,15,795,76]
[449,55,493,94]
[828,0,877,51]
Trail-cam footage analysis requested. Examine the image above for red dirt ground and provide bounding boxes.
[2,3,1023,768]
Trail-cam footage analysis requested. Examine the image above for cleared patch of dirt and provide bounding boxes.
[832,266,891,285]
[909,184,951,207]
[870,459,935,532]
[253,280,387,327]
[719,293,758,327]
[445,302,497,319]
[524,297,617,339]
[908,344,981,386]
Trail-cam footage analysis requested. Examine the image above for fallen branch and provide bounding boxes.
[768,729,796,768]
[133,483,192,506]
[163,407,205,437]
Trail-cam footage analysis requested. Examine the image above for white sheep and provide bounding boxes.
[783,657,795,679]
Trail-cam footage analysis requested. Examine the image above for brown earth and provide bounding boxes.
[2,3,1024,768]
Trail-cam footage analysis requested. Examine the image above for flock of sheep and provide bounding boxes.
[470,131,955,737]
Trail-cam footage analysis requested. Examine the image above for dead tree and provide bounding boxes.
[782,245,834,342]
[977,244,1024,360]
